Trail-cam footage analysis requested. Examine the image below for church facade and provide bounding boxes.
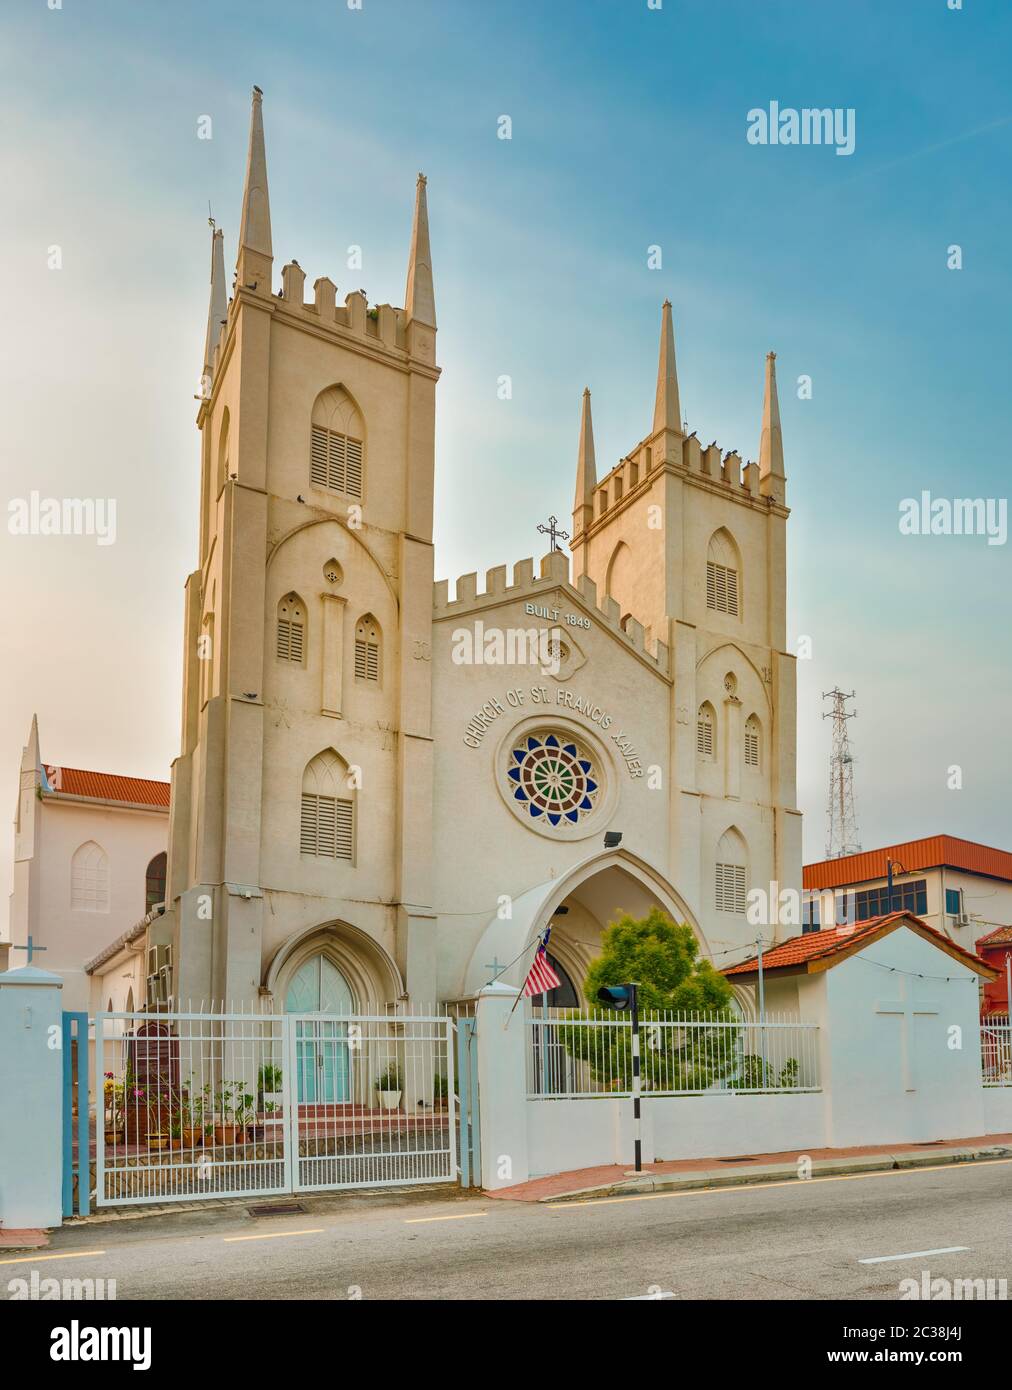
[156,89,801,1016]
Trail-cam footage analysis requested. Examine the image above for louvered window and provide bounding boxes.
[310,424,363,499]
[744,722,760,767]
[715,862,747,914]
[706,560,739,616]
[300,793,353,860]
[697,710,714,759]
[276,596,305,664]
[354,615,380,684]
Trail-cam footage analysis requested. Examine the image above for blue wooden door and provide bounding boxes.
[285,956,352,1103]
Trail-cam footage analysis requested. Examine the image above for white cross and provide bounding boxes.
[876,976,941,1092]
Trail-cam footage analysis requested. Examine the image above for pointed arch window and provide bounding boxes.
[310,386,364,499]
[300,750,354,861]
[744,714,761,769]
[354,614,381,685]
[715,829,748,914]
[216,408,230,493]
[145,851,167,912]
[277,593,306,665]
[72,840,109,912]
[706,529,740,617]
[696,702,716,760]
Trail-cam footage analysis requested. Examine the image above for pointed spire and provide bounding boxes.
[652,299,682,439]
[572,388,597,536]
[238,86,272,270]
[404,173,436,329]
[759,350,785,487]
[22,713,40,775]
[202,226,227,386]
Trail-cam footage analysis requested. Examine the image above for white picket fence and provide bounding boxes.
[526,1008,820,1099]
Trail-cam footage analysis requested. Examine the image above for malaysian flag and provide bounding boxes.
[522,928,562,998]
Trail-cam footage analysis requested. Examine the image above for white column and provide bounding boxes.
[475,982,529,1190]
[0,965,64,1227]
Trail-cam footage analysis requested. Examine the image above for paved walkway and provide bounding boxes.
[488,1131,1012,1201]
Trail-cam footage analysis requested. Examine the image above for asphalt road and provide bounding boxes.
[5,1158,1011,1302]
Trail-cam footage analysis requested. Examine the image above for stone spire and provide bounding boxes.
[404,172,436,329]
[758,350,786,500]
[572,388,597,536]
[236,86,272,294]
[22,713,40,776]
[652,299,682,440]
[202,226,227,389]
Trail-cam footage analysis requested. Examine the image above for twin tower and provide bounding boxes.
[158,87,798,1012]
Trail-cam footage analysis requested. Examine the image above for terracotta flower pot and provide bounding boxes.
[214,1124,242,1146]
[183,1128,203,1149]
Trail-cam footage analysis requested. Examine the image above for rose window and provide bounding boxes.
[507,732,599,826]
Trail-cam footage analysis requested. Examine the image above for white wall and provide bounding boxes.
[527,1092,827,1176]
[818,928,990,1147]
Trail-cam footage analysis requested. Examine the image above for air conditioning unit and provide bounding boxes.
[147,944,172,976]
[957,910,971,927]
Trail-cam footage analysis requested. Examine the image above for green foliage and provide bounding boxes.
[737,1054,801,1091]
[582,907,734,1013]
[555,908,739,1092]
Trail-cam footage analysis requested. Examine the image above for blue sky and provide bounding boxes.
[1,0,1010,917]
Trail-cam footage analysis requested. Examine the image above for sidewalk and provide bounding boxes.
[487,1132,1012,1203]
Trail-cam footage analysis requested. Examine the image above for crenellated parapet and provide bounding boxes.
[433,550,671,676]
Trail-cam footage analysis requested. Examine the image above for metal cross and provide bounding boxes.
[484,956,504,982]
[537,516,569,552]
[12,935,47,965]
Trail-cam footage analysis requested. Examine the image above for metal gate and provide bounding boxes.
[93,1009,456,1206]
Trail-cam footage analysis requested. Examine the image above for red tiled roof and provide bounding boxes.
[43,765,170,809]
[977,925,1012,949]
[722,911,997,980]
[804,835,1012,890]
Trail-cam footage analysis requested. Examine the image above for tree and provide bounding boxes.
[556,908,739,1093]
[582,906,734,1013]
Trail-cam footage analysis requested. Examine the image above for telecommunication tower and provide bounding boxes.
[822,688,861,859]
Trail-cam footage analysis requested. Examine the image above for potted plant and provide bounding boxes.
[103,1072,125,1145]
[182,1089,207,1148]
[258,1063,283,1110]
[375,1065,402,1111]
[213,1081,255,1146]
[432,1072,448,1110]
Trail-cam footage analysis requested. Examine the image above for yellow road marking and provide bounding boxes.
[404,1211,488,1224]
[223,1228,324,1242]
[0,1249,106,1265]
[545,1156,1012,1209]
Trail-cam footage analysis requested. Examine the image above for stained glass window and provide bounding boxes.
[507,732,599,827]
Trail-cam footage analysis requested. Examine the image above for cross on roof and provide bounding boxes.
[12,935,47,965]
[537,516,569,552]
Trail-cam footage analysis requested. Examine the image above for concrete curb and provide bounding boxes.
[540,1144,1012,1202]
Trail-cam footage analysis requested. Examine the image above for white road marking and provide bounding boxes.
[623,1291,676,1299]
[223,1228,323,1242]
[404,1211,488,1224]
[859,1245,969,1264]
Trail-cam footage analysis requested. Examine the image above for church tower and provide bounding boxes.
[569,305,800,928]
[160,89,440,1009]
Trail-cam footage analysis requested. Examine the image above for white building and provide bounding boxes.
[4,714,169,1013]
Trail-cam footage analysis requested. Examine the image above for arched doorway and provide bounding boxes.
[285,954,353,1104]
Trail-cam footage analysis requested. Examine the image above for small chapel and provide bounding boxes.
[146,87,801,1018]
